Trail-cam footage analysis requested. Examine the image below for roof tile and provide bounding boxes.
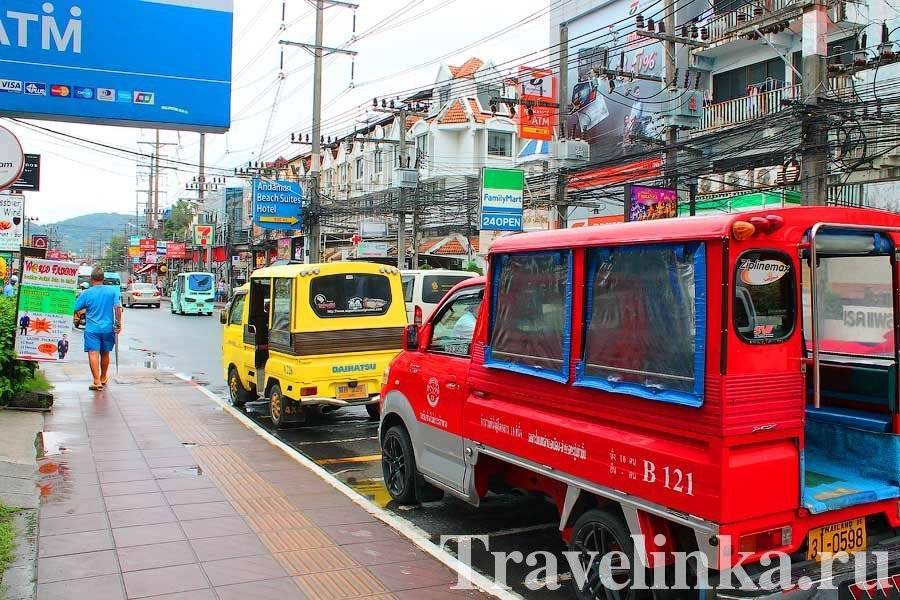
[439,99,468,125]
[452,58,484,79]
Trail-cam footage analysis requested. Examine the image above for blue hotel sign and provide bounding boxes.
[0,1,233,132]
[253,179,303,231]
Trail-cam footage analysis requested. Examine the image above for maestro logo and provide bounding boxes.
[50,85,71,98]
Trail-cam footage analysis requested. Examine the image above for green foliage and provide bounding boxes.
[164,200,195,242]
[101,234,126,272]
[23,370,50,393]
[465,261,483,275]
[0,297,36,406]
[0,502,18,578]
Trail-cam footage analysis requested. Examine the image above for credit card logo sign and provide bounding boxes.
[50,85,71,97]
[97,88,116,102]
[0,80,23,93]
[117,90,132,102]
[24,82,46,96]
[74,86,94,100]
[133,91,155,105]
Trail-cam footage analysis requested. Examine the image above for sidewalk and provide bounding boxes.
[36,361,490,600]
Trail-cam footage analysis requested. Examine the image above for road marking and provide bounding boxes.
[317,454,381,465]
[182,379,522,600]
[487,523,557,537]
[293,436,378,446]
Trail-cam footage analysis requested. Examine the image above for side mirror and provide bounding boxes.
[219,311,227,325]
[403,324,419,351]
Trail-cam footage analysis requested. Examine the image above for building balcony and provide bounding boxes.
[704,0,849,46]
[690,75,853,136]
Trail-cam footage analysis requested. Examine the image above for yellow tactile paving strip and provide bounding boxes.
[149,391,395,599]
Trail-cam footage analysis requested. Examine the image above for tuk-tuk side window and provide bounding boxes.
[271,278,293,332]
[310,274,392,318]
[734,251,795,344]
[486,251,572,383]
[229,294,246,326]
[576,243,706,407]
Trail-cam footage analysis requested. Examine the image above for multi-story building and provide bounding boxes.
[550,0,900,212]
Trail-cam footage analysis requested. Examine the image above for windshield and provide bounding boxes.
[310,274,392,317]
[103,278,120,286]
[421,275,471,304]
[77,276,90,287]
[803,255,894,357]
[187,274,213,292]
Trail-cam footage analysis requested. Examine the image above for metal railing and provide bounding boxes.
[705,0,844,43]
[693,83,801,134]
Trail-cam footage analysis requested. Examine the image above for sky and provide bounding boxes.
[6,0,552,226]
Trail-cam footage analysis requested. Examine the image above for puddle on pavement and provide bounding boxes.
[36,432,78,501]
[38,431,70,457]
[346,477,392,508]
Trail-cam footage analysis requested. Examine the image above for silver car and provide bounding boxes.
[123,283,161,308]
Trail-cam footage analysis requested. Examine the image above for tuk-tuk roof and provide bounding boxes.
[250,261,400,280]
[488,206,900,254]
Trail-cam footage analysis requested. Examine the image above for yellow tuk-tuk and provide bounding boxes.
[221,262,406,426]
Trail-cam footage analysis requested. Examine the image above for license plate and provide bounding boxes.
[807,517,867,560]
[337,384,367,400]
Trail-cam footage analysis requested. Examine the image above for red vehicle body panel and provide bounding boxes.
[383,206,900,568]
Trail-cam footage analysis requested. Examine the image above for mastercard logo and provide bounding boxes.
[50,85,70,97]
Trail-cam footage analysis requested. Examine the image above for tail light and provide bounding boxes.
[300,386,317,397]
[154,292,161,297]
[739,526,792,554]
[414,305,423,327]
[133,292,141,297]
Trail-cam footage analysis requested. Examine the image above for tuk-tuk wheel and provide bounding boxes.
[228,367,252,406]
[269,383,287,428]
[365,403,380,420]
[569,508,662,600]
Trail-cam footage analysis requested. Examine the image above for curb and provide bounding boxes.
[179,375,521,600]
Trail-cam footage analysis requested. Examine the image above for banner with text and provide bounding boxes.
[0,192,24,252]
[14,259,78,363]
[480,168,524,232]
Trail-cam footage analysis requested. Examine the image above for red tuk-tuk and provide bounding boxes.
[380,207,900,598]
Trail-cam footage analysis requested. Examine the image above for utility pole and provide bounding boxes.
[153,129,161,236]
[397,107,408,269]
[800,1,828,205]
[663,0,678,185]
[280,0,358,264]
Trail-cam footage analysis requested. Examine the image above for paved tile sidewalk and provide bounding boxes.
[36,363,490,600]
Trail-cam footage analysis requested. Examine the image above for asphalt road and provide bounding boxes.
[101,302,572,599]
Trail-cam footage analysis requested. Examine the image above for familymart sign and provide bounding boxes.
[480,168,524,232]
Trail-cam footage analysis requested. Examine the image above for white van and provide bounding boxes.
[400,269,477,325]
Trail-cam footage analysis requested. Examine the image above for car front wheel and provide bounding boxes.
[381,425,417,504]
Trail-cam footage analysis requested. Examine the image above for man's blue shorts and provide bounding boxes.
[84,331,116,353]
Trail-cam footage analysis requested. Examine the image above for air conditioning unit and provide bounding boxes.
[698,174,724,194]
[554,139,590,164]
[754,166,778,188]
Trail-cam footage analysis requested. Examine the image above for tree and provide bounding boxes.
[164,199,195,241]
[101,234,126,272]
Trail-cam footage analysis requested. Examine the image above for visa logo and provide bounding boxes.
[133,91,155,105]
[0,79,23,93]
[23,82,46,96]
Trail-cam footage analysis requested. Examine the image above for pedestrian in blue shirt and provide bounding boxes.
[73,267,122,391]
[3,276,16,297]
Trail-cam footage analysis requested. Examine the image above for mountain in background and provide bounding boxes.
[31,213,135,257]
